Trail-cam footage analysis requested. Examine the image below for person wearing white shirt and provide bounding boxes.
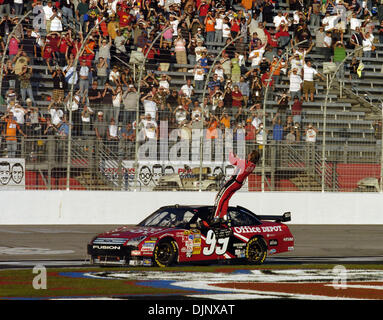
[214,13,224,43]
[79,60,89,96]
[305,123,318,143]
[141,94,157,120]
[249,42,266,67]
[48,101,64,126]
[273,11,289,29]
[222,18,231,42]
[43,1,54,33]
[323,31,333,60]
[288,68,303,99]
[63,64,78,86]
[349,13,362,31]
[10,105,26,128]
[180,80,194,98]
[139,114,158,141]
[362,31,374,58]
[14,0,23,15]
[193,63,205,90]
[302,60,325,102]
[322,13,338,32]
[50,7,63,32]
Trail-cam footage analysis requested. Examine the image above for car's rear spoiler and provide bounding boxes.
[257,212,291,223]
[236,206,291,223]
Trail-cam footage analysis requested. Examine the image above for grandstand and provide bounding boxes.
[0,0,382,192]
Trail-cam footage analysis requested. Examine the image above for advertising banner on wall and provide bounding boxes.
[100,160,251,192]
[0,158,25,190]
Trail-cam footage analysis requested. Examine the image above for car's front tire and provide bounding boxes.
[153,239,178,267]
[245,237,267,265]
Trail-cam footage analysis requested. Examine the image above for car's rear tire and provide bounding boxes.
[245,237,267,265]
[153,239,178,267]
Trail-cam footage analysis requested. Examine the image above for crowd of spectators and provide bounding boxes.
[0,0,382,159]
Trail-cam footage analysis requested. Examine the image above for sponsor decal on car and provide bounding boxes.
[92,245,121,250]
[269,239,278,246]
[141,241,156,253]
[142,258,152,266]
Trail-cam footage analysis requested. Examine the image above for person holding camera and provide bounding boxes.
[305,123,318,143]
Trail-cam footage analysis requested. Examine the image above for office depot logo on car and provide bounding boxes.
[233,226,282,234]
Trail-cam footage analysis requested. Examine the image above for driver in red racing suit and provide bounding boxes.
[210,149,261,226]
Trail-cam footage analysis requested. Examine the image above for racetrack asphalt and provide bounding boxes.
[0,225,382,263]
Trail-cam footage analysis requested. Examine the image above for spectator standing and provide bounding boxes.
[112,85,123,124]
[350,26,364,58]
[288,68,303,100]
[362,31,374,60]
[193,61,205,91]
[272,113,284,142]
[238,76,250,108]
[348,57,360,91]
[96,57,108,87]
[94,111,107,141]
[333,41,346,82]
[302,60,325,102]
[79,59,90,97]
[18,65,34,105]
[81,104,94,135]
[121,122,136,159]
[214,12,224,44]
[291,96,303,124]
[107,118,119,153]
[174,35,188,72]
[305,123,318,143]
[122,85,138,126]
[139,113,158,142]
[76,0,89,32]
[231,52,242,84]
[88,80,102,115]
[1,111,26,158]
[43,1,55,34]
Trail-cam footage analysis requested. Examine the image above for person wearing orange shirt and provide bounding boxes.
[204,12,215,49]
[271,56,283,85]
[1,111,26,158]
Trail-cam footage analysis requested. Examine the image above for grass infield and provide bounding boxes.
[1,264,383,299]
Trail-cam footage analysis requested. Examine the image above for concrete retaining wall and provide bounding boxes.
[1,191,382,225]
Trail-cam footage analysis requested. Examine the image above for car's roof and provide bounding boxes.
[159,204,245,210]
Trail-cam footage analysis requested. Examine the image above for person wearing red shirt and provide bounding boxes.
[291,95,303,123]
[46,32,60,61]
[198,0,210,24]
[245,119,256,141]
[230,17,240,38]
[117,6,133,29]
[58,32,72,65]
[42,43,54,65]
[210,150,261,226]
[231,85,243,109]
[261,68,275,90]
[143,43,159,61]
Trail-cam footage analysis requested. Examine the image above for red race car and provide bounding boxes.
[87,205,294,267]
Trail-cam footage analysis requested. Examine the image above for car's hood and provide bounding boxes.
[95,225,175,240]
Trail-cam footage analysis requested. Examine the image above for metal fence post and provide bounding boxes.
[133,27,172,192]
[261,40,307,192]
[66,18,106,190]
[321,46,364,192]
[199,34,245,191]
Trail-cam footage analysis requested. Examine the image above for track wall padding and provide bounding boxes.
[0,191,382,225]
